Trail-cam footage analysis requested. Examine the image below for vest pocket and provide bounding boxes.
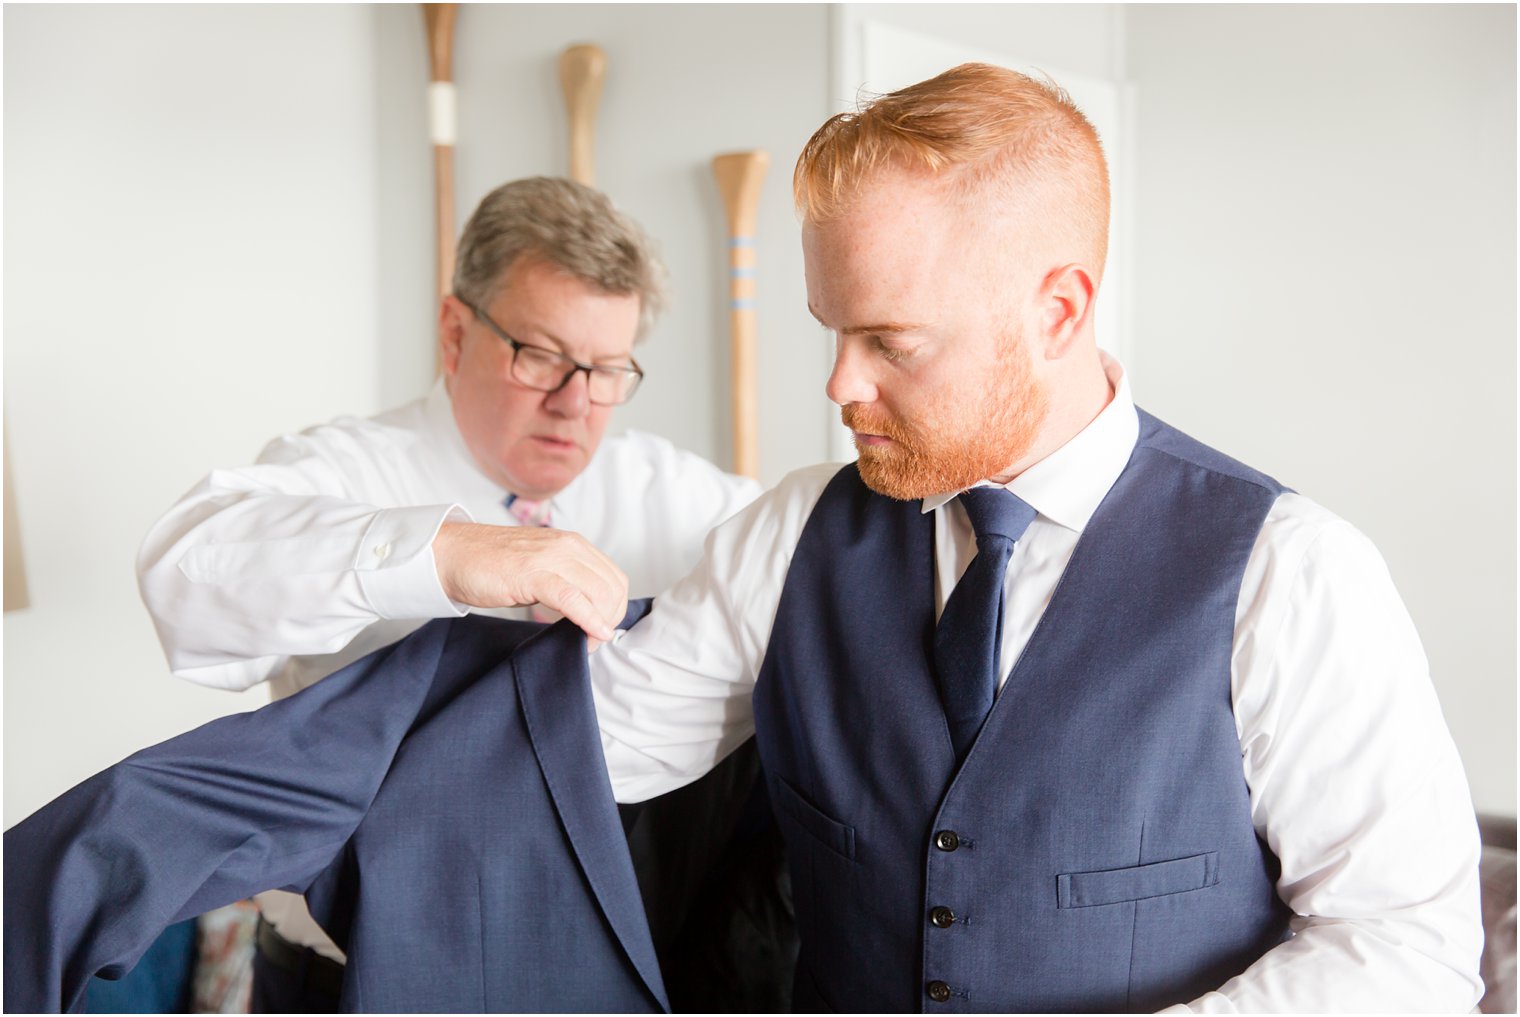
[1057,851,1220,908]
[771,776,856,860]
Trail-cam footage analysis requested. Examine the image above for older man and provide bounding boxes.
[137,177,775,1010]
[585,64,1483,1011]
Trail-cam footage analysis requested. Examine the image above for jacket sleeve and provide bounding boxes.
[3,618,453,1013]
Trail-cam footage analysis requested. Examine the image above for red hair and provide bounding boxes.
[795,63,1110,277]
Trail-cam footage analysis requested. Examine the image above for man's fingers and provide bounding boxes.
[565,555,629,619]
[431,523,629,630]
[546,582,620,644]
[529,552,628,634]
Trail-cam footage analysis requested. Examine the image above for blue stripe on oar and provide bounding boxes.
[730,266,756,278]
[729,236,756,248]
[731,298,757,311]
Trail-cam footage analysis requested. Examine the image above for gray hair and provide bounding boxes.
[452,177,668,341]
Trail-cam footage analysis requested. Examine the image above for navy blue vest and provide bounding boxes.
[753,410,1293,1013]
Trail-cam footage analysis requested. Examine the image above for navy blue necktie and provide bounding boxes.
[933,487,1037,761]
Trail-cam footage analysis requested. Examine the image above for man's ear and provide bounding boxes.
[438,295,469,378]
[1037,263,1096,360]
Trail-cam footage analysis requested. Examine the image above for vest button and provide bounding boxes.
[929,905,956,928]
[934,829,960,851]
[927,980,952,1003]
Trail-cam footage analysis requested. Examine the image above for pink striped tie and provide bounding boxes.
[507,495,553,529]
[507,495,559,623]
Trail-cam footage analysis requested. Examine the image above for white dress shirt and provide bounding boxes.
[589,356,1483,1011]
[137,379,761,699]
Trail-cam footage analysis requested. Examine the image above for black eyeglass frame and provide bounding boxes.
[457,296,644,406]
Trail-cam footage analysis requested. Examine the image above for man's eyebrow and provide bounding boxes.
[530,329,569,353]
[806,305,926,335]
[838,322,924,336]
[529,328,633,367]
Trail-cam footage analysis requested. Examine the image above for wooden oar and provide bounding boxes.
[558,44,607,186]
[712,150,769,480]
[422,3,459,301]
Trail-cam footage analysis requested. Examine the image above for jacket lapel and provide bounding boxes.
[513,608,670,1013]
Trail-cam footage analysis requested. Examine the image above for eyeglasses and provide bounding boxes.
[458,297,644,406]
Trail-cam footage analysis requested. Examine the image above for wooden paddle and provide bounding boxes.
[422,3,459,301]
[558,44,607,186]
[712,150,770,480]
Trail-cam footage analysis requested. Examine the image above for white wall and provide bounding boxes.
[839,3,1124,83]
[3,4,383,825]
[1125,4,1516,813]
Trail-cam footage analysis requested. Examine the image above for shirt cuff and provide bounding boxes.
[354,504,472,620]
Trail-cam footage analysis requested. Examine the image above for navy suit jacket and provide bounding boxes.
[5,607,666,1013]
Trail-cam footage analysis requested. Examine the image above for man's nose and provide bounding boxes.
[543,367,592,418]
[825,337,877,407]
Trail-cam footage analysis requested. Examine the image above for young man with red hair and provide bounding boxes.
[585,64,1482,1011]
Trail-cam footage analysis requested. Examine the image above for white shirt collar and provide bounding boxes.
[921,352,1139,534]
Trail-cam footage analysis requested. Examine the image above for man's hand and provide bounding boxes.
[432,522,629,650]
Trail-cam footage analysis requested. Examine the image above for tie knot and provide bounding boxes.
[507,494,553,528]
[958,487,1036,545]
